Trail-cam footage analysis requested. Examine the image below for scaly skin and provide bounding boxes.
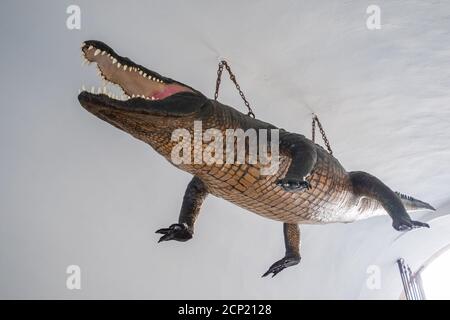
[147,100,355,225]
[78,40,434,277]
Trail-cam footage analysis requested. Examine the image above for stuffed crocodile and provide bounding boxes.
[78,40,435,277]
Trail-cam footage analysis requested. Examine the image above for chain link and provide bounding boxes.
[312,117,316,143]
[214,60,255,118]
[312,114,333,155]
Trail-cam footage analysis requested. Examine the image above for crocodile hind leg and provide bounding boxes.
[349,171,429,231]
[156,176,208,242]
[277,131,317,192]
[263,223,301,278]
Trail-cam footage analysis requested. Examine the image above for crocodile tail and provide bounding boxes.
[395,192,436,211]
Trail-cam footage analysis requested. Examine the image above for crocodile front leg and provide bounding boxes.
[277,131,317,192]
[156,176,208,242]
[263,223,301,278]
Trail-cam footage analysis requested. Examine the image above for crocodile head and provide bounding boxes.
[78,40,208,138]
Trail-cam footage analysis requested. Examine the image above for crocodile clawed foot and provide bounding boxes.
[392,219,430,232]
[262,255,301,278]
[276,177,311,192]
[156,223,193,242]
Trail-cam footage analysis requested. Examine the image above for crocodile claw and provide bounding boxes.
[276,178,311,192]
[262,255,301,278]
[392,219,430,231]
[156,223,193,242]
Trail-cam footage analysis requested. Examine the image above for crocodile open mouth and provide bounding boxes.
[79,40,195,101]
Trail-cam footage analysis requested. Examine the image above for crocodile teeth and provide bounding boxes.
[80,44,170,102]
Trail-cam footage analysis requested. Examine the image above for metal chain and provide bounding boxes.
[213,62,332,154]
[312,114,333,155]
[214,60,255,118]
